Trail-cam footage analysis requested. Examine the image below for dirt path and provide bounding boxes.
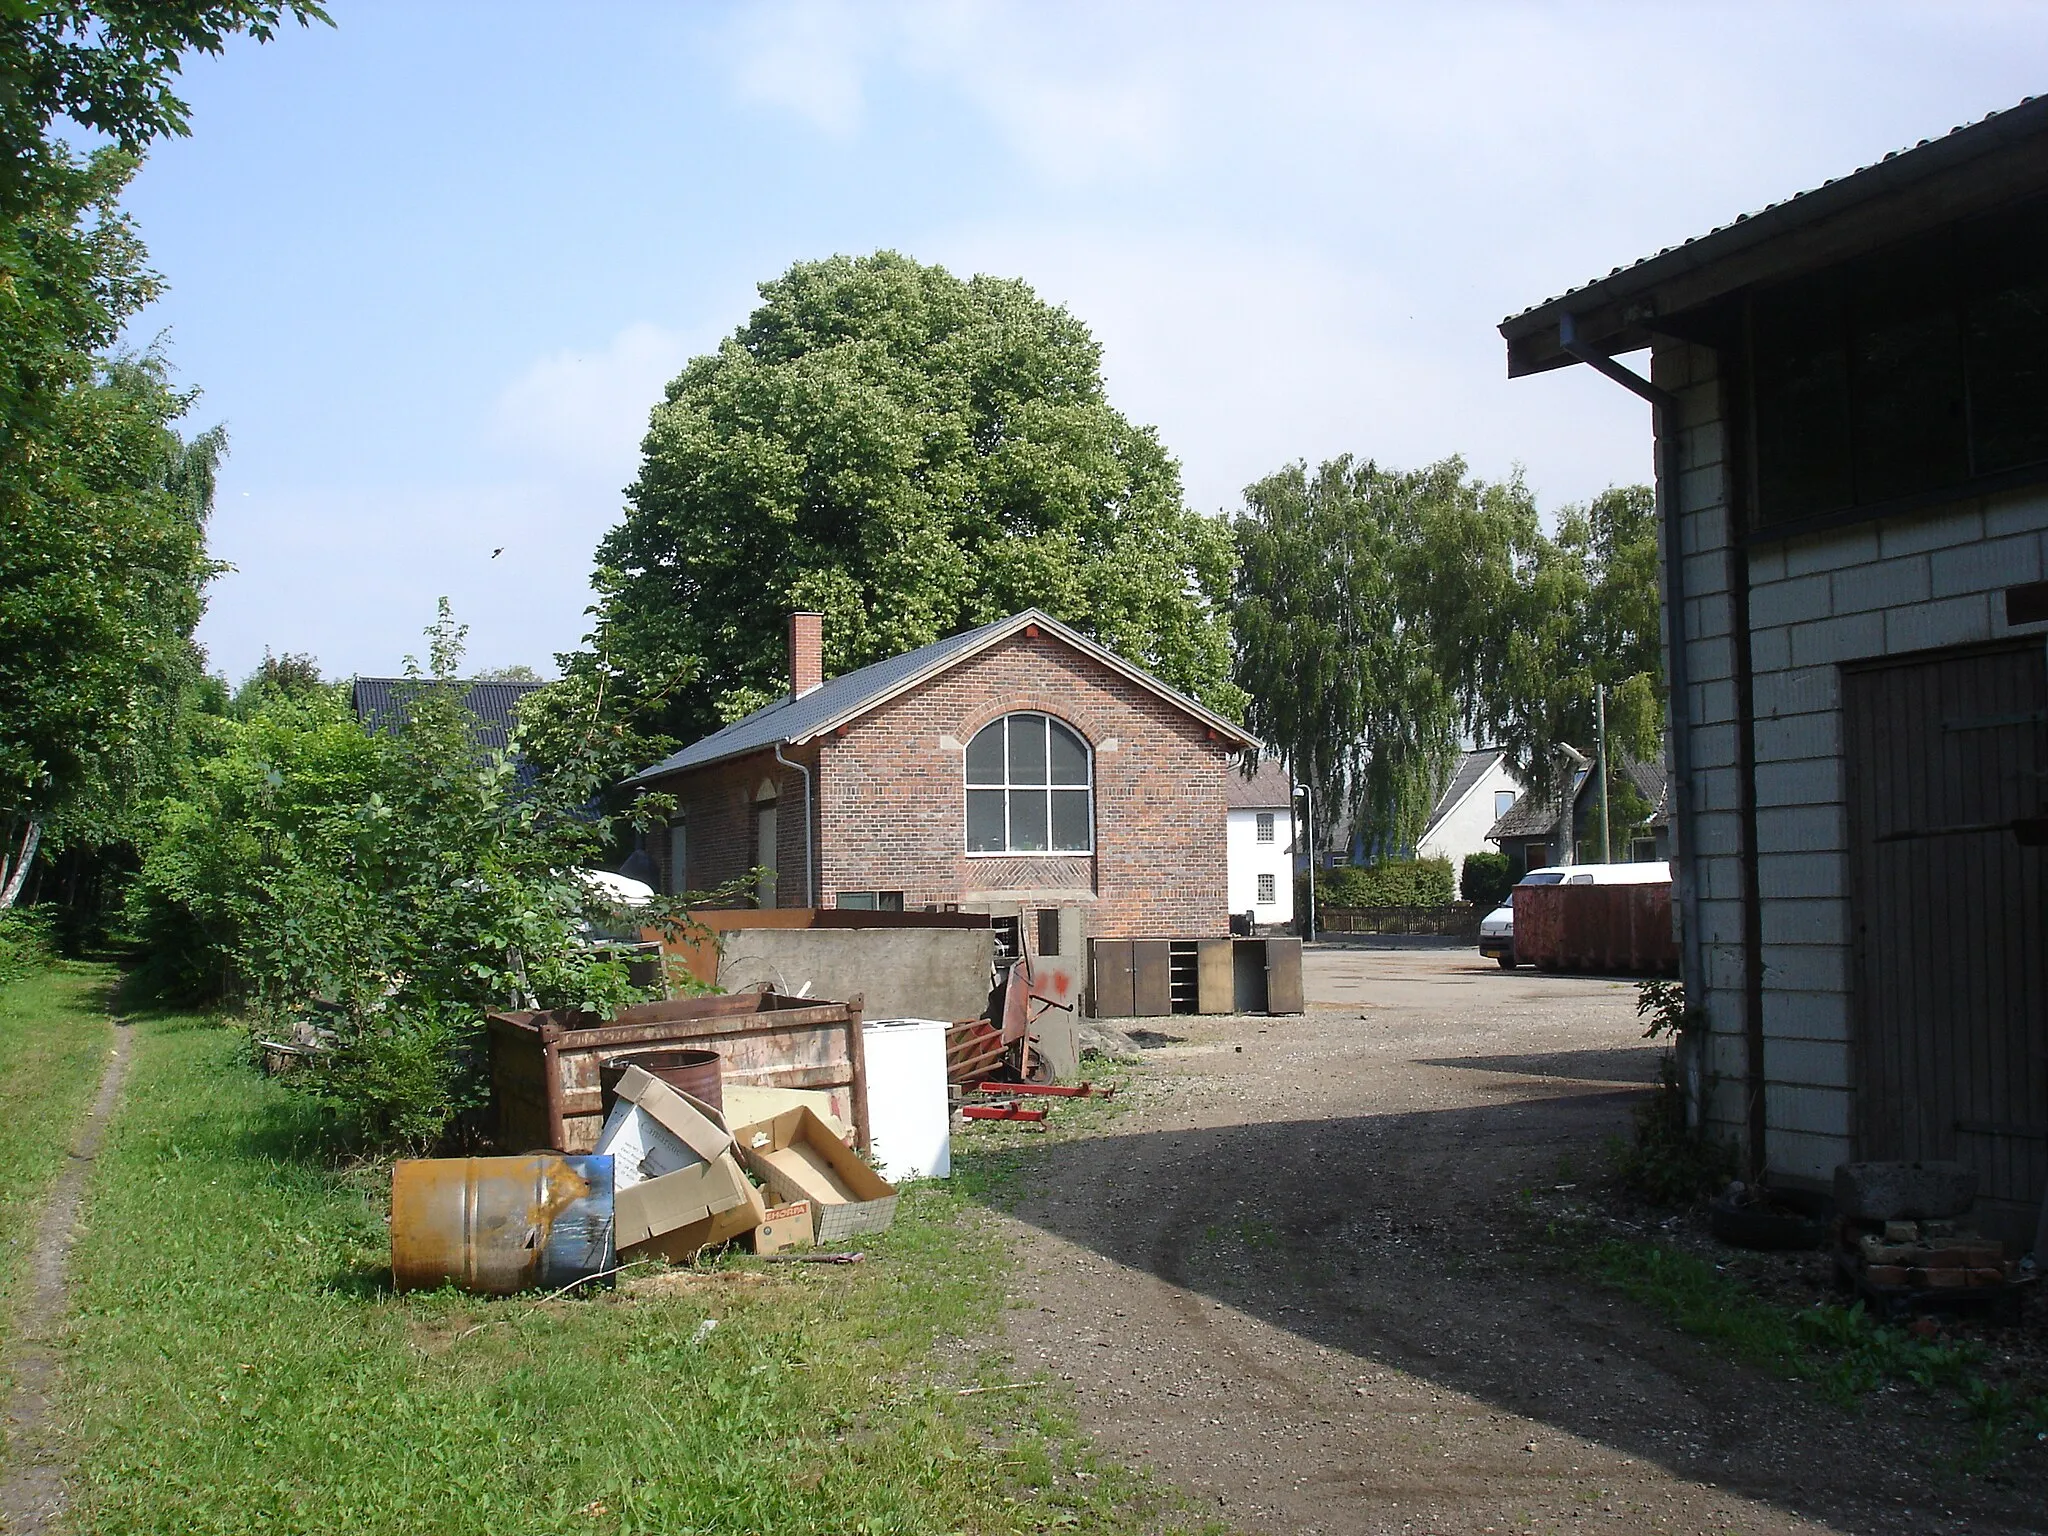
[0,1016,131,1535]
[992,946,2039,1536]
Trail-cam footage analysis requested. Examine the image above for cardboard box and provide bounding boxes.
[623,1173,768,1264]
[607,1066,768,1260]
[735,1106,898,1242]
[595,1068,735,1190]
[615,1147,753,1250]
[753,1201,814,1254]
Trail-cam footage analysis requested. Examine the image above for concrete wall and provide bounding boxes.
[712,927,997,1024]
[1417,760,1522,870]
[1653,337,2048,1182]
[1226,807,1294,924]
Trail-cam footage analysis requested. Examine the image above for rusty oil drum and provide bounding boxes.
[598,1046,723,1119]
[390,1154,614,1295]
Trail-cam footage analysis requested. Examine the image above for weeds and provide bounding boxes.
[57,996,1184,1535]
[1607,1052,1736,1205]
[1580,1234,2047,1460]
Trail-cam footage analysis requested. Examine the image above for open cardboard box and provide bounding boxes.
[604,1067,768,1261]
[734,1106,898,1242]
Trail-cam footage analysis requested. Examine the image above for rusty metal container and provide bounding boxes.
[390,1154,615,1295]
[488,991,868,1154]
[598,1046,723,1119]
[1514,882,1678,975]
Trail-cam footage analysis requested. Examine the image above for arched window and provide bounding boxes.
[965,713,1093,854]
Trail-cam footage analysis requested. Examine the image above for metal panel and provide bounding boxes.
[1132,940,1172,1017]
[1263,937,1305,1015]
[1090,939,1135,1018]
[1844,640,2048,1243]
[1196,939,1235,1014]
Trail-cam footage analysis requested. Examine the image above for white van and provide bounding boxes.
[1478,861,1671,968]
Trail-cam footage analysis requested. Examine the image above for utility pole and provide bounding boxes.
[1596,683,1612,863]
[1300,778,1316,943]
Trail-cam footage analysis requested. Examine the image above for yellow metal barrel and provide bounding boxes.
[390,1154,615,1295]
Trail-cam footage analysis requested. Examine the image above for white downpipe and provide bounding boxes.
[773,744,815,909]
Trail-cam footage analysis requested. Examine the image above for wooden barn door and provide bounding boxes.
[1844,640,2048,1241]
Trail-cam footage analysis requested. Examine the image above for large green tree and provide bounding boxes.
[569,251,1242,751]
[0,3,325,906]
[1233,457,1662,858]
[1231,456,1460,857]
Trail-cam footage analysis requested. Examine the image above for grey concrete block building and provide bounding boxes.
[1501,99,2048,1240]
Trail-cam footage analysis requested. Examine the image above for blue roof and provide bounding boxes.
[627,608,1254,783]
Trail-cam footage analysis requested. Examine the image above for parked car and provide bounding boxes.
[1478,862,1672,968]
[1479,867,1562,967]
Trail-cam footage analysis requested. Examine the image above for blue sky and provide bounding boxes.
[120,1,2048,683]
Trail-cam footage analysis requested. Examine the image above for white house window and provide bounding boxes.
[965,713,1092,854]
[1256,811,1275,843]
[1496,790,1517,820]
[1257,873,1277,905]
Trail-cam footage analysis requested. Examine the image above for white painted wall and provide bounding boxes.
[1655,337,2048,1184]
[1226,806,1294,925]
[1416,759,1523,870]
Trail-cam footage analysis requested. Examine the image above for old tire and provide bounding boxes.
[1496,954,1516,969]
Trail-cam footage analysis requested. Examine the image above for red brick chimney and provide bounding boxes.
[788,611,824,697]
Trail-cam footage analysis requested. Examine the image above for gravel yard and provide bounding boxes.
[980,942,2047,1536]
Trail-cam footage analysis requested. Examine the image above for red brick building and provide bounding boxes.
[626,610,1255,954]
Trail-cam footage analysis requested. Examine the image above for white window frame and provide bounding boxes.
[963,712,1095,857]
[1257,872,1277,905]
[1255,811,1275,843]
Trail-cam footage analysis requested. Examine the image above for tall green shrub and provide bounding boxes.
[1317,856,1455,907]
[1459,852,1514,911]
[128,604,707,1150]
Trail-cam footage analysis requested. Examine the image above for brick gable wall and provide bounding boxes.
[641,630,1234,939]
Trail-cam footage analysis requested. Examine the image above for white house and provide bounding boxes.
[1415,748,1523,871]
[1227,758,1295,928]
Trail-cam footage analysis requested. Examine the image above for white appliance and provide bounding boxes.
[860,1018,953,1181]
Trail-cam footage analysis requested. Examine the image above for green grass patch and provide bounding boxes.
[0,963,115,1337]
[1580,1234,2048,1458]
[58,1008,1181,1535]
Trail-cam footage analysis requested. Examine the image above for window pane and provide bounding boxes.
[1851,248,1967,503]
[965,720,1005,784]
[1752,272,1853,524]
[837,891,876,909]
[1256,812,1274,842]
[878,891,905,912]
[1048,719,1089,784]
[1008,714,1048,784]
[1050,789,1090,851]
[967,789,1007,852]
[1010,789,1050,850]
[1963,201,2048,475]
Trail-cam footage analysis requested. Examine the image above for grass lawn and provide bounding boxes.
[0,964,115,1354]
[50,996,1183,1536]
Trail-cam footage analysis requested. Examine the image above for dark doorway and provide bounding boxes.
[1844,638,2048,1241]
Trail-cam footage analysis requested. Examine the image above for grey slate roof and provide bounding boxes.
[1227,757,1294,810]
[1486,753,1669,842]
[1420,748,1505,838]
[350,678,540,754]
[627,608,1256,784]
[1500,94,2048,376]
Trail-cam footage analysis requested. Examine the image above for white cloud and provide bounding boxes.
[492,321,698,484]
[723,0,875,135]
